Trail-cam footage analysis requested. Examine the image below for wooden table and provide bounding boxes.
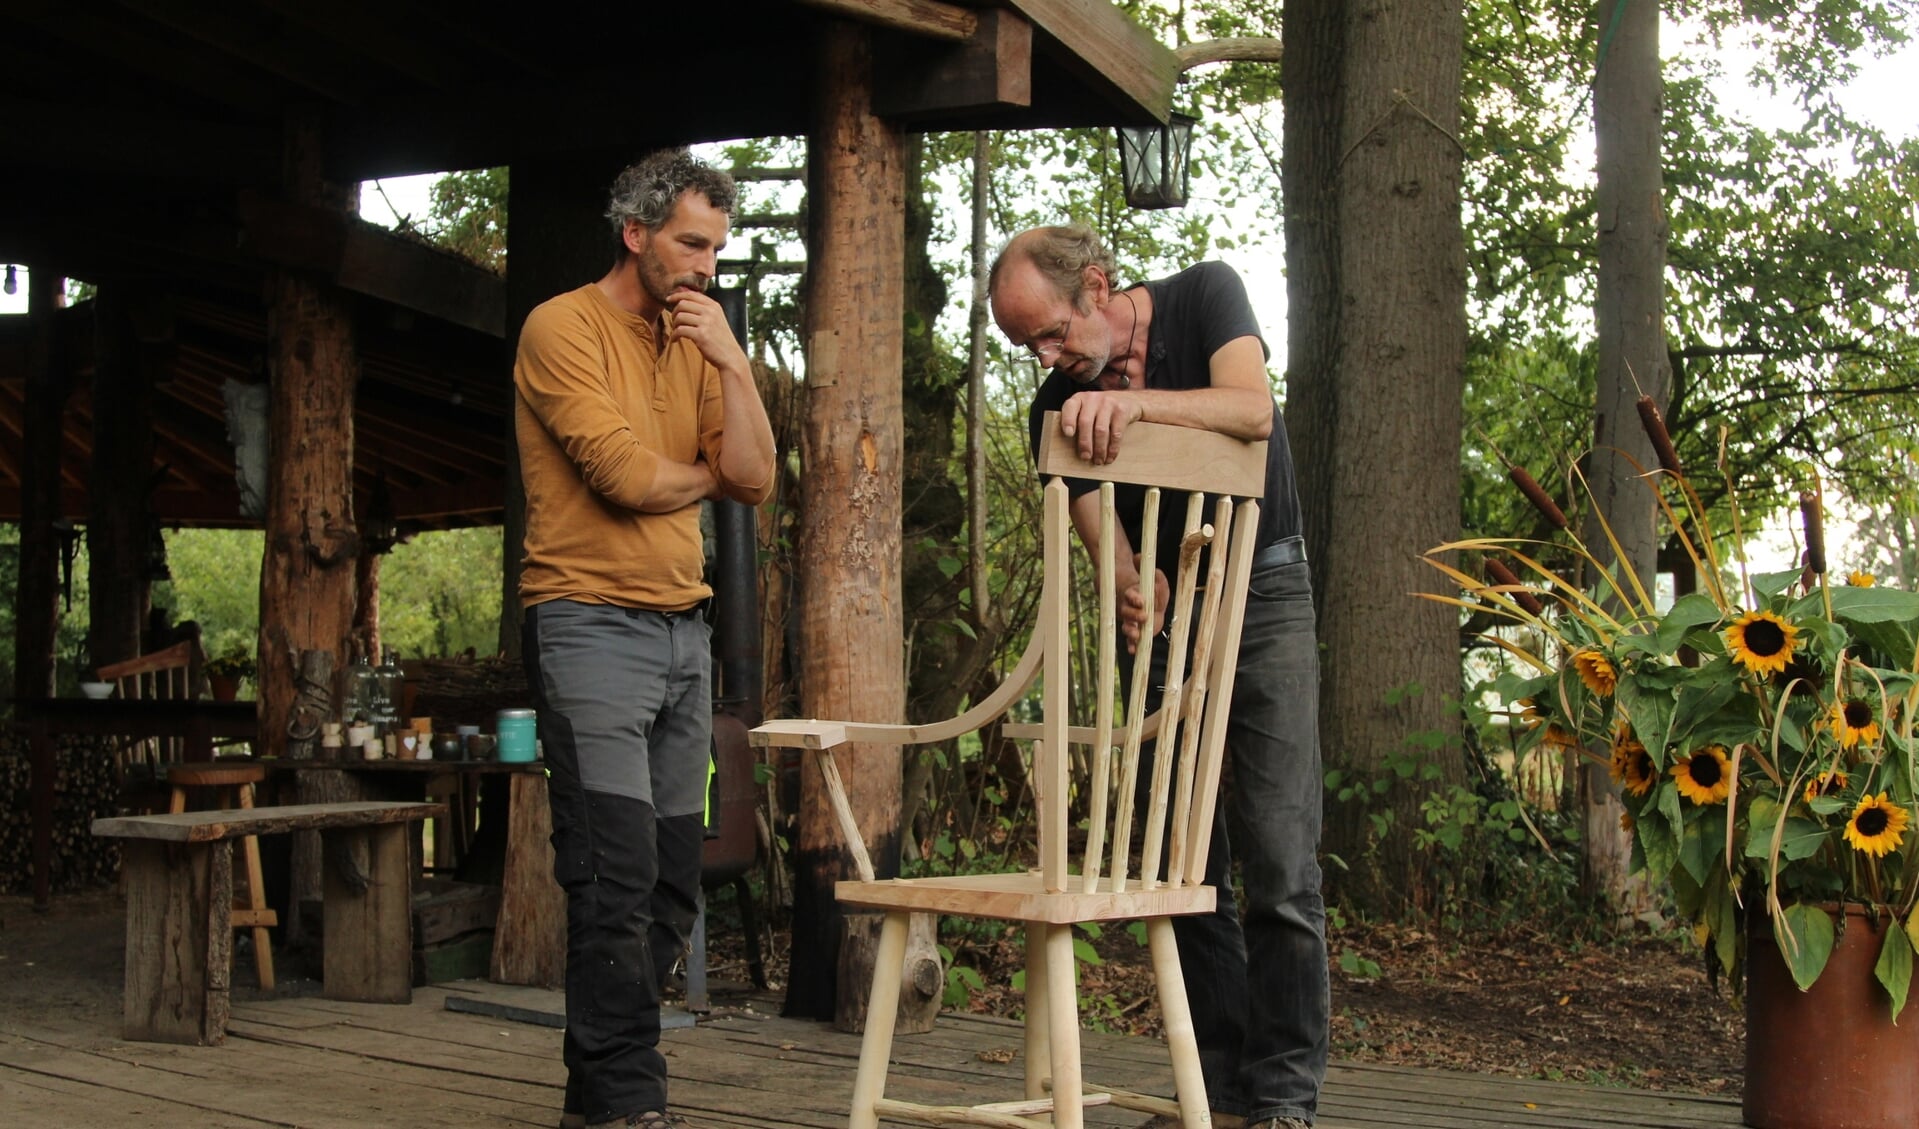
[18,697,260,909]
[269,758,564,988]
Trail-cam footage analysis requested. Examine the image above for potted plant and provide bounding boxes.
[205,646,256,703]
[1424,404,1919,1129]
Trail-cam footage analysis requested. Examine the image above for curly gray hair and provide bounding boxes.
[988,224,1118,312]
[605,148,738,239]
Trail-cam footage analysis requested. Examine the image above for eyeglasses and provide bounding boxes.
[1021,304,1075,367]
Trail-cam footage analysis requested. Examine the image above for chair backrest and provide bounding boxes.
[95,639,204,777]
[96,639,200,703]
[1017,411,1267,897]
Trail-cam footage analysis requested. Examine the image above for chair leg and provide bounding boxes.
[1023,923,1051,1102]
[1148,918,1209,1128]
[236,782,276,991]
[848,910,909,1129]
[1044,923,1085,1129]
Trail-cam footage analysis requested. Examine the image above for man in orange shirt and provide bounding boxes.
[515,148,775,1129]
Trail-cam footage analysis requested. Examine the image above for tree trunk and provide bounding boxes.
[258,106,361,759]
[87,285,157,671]
[787,20,906,1021]
[1287,0,1467,915]
[1587,0,1669,918]
[15,269,67,702]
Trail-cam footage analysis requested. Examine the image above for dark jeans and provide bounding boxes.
[524,600,710,1123]
[1137,559,1328,1124]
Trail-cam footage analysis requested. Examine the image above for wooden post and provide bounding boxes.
[499,152,615,659]
[14,268,67,706]
[86,284,158,670]
[352,550,381,661]
[258,104,361,760]
[787,19,907,1023]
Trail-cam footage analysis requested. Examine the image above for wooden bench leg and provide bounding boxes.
[321,822,413,1003]
[491,771,565,987]
[122,839,232,1045]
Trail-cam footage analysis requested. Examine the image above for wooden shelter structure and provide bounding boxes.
[1,0,1181,1011]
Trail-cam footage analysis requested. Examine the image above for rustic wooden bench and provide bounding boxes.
[92,800,443,1045]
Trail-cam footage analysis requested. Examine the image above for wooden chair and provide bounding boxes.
[96,639,205,809]
[751,412,1267,1129]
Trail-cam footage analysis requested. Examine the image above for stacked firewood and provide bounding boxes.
[0,733,125,894]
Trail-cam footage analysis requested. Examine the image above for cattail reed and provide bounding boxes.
[1636,396,1683,477]
[1801,490,1826,575]
[1509,465,1568,530]
[1485,558,1545,616]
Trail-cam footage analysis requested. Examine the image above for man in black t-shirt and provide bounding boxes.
[991,225,1327,1129]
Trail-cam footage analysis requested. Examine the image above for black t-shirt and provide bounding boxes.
[1026,261,1304,559]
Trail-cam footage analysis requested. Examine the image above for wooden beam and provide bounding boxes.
[875,7,1033,121]
[1000,0,1177,123]
[238,194,506,337]
[118,0,371,107]
[798,0,977,42]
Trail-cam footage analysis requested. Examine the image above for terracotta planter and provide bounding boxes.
[208,674,241,702]
[1744,905,1919,1128]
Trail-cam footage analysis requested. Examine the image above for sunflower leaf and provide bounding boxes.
[1874,917,1915,1023]
[1680,805,1726,885]
[1827,585,1919,625]
[1618,667,1683,754]
[1637,803,1677,884]
[1774,903,1835,991]
[1705,870,1738,975]
[1745,794,1788,858]
[1654,593,1727,655]
[1751,569,1805,605]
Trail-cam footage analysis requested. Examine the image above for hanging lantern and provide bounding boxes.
[1117,111,1198,209]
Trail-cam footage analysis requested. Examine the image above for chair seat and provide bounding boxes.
[836,871,1214,925]
[168,762,267,789]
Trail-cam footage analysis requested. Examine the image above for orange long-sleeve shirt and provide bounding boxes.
[514,283,772,612]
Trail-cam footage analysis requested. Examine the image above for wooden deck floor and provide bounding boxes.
[0,977,1744,1129]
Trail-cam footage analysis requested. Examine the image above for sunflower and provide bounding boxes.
[1620,810,1635,833]
[1671,745,1733,805]
[1847,571,1876,587]
[1726,610,1799,677]
[1610,731,1656,797]
[1842,793,1911,858]
[1572,649,1617,696]
[1803,769,1849,804]
[1828,696,1882,749]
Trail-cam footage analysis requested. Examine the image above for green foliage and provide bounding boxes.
[411,167,508,273]
[378,528,503,658]
[1325,722,1586,933]
[154,529,263,663]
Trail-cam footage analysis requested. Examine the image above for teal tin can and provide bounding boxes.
[496,708,538,763]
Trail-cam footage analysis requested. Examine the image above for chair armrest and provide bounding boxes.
[747,720,852,750]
